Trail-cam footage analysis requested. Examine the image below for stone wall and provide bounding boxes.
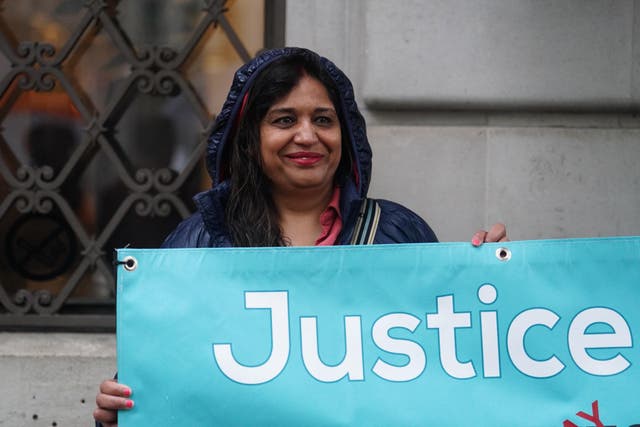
[287,0,640,241]
[0,333,115,426]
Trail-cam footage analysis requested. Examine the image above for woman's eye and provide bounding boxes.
[315,116,333,125]
[273,116,294,126]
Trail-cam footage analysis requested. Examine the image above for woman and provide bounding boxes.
[94,47,506,426]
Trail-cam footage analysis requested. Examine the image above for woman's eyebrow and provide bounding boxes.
[266,106,337,115]
[266,107,295,115]
[315,107,337,114]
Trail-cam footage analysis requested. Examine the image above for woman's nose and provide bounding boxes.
[293,120,318,145]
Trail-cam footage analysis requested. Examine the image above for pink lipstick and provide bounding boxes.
[285,152,323,166]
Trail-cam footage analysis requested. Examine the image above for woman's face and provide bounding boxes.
[259,74,342,197]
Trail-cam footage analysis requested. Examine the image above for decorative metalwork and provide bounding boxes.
[0,0,279,330]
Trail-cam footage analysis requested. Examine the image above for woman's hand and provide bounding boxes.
[471,223,508,246]
[93,379,134,427]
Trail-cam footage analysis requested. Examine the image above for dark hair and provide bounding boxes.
[225,51,352,247]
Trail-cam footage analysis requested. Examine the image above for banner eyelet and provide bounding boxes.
[496,247,511,262]
[122,256,138,271]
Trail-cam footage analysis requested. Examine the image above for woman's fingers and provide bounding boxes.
[99,378,132,399]
[471,230,487,246]
[485,222,508,243]
[95,391,134,411]
[471,223,508,246]
[92,407,118,424]
[93,379,134,426]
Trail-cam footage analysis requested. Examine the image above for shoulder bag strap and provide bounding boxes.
[349,198,381,245]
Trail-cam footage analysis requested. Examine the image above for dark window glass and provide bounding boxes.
[0,0,275,330]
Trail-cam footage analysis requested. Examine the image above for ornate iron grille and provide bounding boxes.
[0,0,283,331]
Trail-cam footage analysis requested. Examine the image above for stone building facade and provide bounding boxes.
[1,1,638,425]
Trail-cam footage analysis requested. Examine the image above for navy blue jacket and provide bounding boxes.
[162,47,437,248]
[96,47,436,427]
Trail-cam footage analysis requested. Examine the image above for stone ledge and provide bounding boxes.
[0,332,116,358]
[363,0,639,111]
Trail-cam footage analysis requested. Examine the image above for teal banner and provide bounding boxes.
[117,238,640,426]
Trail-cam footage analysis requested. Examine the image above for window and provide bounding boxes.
[0,0,284,330]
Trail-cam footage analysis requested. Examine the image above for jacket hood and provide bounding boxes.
[206,47,372,198]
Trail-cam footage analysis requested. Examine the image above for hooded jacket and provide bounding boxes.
[96,48,437,427]
[162,47,437,248]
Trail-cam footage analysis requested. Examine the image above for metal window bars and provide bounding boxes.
[0,0,276,331]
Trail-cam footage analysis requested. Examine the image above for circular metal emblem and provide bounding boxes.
[5,214,77,281]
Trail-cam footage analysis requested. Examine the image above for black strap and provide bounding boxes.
[350,198,381,245]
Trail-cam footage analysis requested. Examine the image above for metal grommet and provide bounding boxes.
[122,256,138,271]
[496,247,511,262]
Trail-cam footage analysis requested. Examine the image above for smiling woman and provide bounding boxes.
[222,51,357,247]
[164,48,443,250]
[93,47,507,427]
[259,75,343,245]
[260,75,342,194]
